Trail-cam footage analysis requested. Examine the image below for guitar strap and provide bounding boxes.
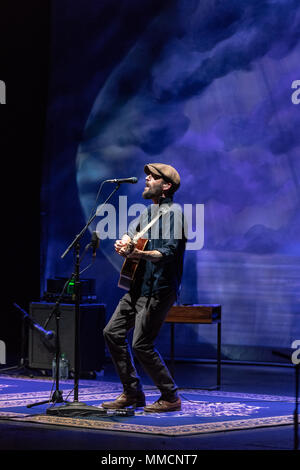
[132,204,171,244]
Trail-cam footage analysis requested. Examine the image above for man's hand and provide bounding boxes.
[114,235,163,262]
[114,235,133,257]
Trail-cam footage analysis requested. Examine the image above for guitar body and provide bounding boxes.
[118,238,148,290]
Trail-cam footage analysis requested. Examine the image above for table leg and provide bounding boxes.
[217,322,221,388]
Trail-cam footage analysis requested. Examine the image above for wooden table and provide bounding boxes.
[165,304,222,388]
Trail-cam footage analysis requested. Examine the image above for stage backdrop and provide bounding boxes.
[41,0,300,363]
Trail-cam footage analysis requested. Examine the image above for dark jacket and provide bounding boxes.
[128,197,186,298]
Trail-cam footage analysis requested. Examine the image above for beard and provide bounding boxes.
[142,184,162,199]
[142,187,153,199]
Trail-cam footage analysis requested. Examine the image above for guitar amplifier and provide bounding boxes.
[42,277,97,303]
[28,302,106,372]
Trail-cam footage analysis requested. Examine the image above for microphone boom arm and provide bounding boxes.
[61,182,120,259]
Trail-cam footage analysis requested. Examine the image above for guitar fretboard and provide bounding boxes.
[132,205,171,243]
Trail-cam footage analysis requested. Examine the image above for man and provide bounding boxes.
[102,163,186,412]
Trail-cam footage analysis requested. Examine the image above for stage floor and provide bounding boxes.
[0,361,298,453]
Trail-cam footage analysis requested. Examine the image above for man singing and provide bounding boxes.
[102,163,186,412]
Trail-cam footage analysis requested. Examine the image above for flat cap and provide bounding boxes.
[144,163,180,192]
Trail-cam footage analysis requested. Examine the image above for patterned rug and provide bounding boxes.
[0,374,298,436]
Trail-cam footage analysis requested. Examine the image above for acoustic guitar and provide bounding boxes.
[118,237,148,290]
[118,204,171,290]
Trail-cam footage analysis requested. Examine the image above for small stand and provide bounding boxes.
[26,294,70,409]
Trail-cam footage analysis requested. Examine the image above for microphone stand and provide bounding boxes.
[46,182,123,417]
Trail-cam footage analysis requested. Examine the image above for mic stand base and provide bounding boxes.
[46,401,135,417]
[27,389,69,409]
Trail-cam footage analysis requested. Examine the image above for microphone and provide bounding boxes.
[91,231,100,257]
[105,177,138,184]
[32,322,55,340]
[13,303,55,340]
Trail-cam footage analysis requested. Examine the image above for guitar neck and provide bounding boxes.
[132,205,170,244]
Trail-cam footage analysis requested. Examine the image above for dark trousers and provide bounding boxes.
[103,289,178,399]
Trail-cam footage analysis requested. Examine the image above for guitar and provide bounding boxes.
[118,237,148,290]
[118,204,171,290]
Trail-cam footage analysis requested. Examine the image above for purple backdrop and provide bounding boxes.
[41,0,300,362]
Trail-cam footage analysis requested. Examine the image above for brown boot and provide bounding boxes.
[101,392,146,409]
[143,396,181,413]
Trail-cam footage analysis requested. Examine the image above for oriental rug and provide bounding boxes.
[0,374,298,436]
